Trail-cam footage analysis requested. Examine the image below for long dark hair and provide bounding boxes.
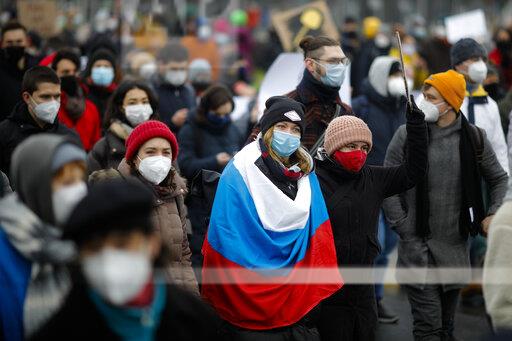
[103,80,159,129]
[196,84,234,123]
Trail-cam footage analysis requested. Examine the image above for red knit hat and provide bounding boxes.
[125,120,178,161]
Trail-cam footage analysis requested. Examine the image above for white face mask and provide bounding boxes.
[387,77,412,97]
[417,98,449,122]
[30,97,60,123]
[139,62,157,79]
[125,104,153,126]
[138,155,172,185]
[467,60,487,84]
[82,247,151,305]
[52,181,88,225]
[165,70,187,86]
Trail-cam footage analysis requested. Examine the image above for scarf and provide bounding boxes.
[0,193,75,337]
[415,114,485,238]
[259,139,305,182]
[297,69,340,104]
[89,282,167,341]
[466,86,489,124]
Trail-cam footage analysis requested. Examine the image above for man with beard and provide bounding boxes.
[0,21,40,120]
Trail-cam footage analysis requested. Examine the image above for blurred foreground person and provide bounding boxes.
[0,134,87,340]
[31,179,220,340]
[484,178,512,336]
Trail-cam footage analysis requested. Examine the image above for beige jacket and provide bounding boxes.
[118,160,199,294]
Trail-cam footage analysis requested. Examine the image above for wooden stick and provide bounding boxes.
[395,31,412,107]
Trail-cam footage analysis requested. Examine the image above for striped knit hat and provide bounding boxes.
[324,116,373,155]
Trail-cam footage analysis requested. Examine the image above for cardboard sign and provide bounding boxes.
[17,0,59,38]
[257,53,351,119]
[445,9,488,44]
[271,1,340,52]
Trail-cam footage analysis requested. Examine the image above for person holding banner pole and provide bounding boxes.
[315,95,428,341]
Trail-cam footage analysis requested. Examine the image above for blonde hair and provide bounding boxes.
[262,129,312,174]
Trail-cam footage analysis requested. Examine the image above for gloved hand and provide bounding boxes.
[406,95,425,122]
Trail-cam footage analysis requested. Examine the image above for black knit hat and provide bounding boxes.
[259,96,306,136]
[85,48,117,76]
[450,38,487,67]
[63,179,154,246]
[389,61,402,75]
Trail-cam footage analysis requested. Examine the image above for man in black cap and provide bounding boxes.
[32,179,220,340]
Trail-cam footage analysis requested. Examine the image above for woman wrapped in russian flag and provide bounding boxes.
[202,96,343,340]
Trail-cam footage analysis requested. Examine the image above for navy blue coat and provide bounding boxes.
[154,82,196,133]
[178,112,243,265]
[351,79,407,166]
[177,112,243,181]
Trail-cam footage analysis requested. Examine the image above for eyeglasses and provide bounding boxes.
[311,57,351,66]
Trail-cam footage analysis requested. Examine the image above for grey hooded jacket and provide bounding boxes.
[1,134,79,336]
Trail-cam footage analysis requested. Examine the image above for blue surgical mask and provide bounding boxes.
[312,60,347,88]
[271,130,301,157]
[207,111,231,126]
[91,66,114,87]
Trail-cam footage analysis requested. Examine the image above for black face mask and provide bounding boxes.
[192,81,211,93]
[60,76,80,97]
[484,83,505,101]
[3,46,25,65]
[497,40,512,53]
[344,31,358,39]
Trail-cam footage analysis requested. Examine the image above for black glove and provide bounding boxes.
[406,95,425,122]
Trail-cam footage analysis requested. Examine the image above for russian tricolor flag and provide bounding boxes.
[202,141,343,330]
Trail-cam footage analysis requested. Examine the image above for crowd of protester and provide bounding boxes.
[1,7,512,341]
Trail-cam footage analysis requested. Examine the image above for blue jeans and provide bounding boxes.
[375,210,398,302]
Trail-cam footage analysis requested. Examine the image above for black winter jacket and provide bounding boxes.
[0,102,80,176]
[177,112,243,181]
[0,52,40,120]
[154,82,196,133]
[85,82,115,120]
[315,109,428,304]
[30,277,221,341]
[87,121,131,173]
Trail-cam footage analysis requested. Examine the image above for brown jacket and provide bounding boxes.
[118,160,199,295]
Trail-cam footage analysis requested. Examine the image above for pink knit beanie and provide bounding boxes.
[324,116,373,155]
